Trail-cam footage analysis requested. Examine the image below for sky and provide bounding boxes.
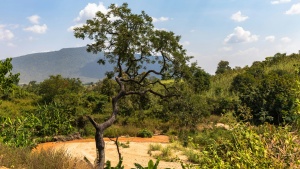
[1,0,300,74]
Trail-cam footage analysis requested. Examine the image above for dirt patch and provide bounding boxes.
[35,135,183,169]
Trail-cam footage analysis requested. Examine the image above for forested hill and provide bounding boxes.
[11,47,111,84]
[210,52,300,98]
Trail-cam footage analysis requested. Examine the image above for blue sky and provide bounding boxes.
[1,0,300,74]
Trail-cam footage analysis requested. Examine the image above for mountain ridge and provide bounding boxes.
[11,47,108,84]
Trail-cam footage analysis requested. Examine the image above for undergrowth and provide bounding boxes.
[0,144,90,169]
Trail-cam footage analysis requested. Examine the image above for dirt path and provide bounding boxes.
[35,135,183,169]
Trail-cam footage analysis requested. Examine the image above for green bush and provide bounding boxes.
[191,123,300,168]
[0,115,39,147]
[137,129,153,138]
[232,69,298,125]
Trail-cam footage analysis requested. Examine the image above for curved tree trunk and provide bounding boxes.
[95,128,105,168]
[88,112,117,169]
[87,77,125,169]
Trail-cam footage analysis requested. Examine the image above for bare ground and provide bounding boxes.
[35,135,183,169]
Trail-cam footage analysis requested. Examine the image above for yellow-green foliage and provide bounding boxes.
[0,143,90,169]
[205,53,300,100]
[264,53,300,74]
[194,123,300,168]
[205,70,241,99]
[0,98,37,118]
[161,79,175,84]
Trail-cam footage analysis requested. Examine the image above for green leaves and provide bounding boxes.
[34,103,75,136]
[134,159,160,169]
[74,3,190,94]
[232,68,297,125]
[0,115,38,148]
[38,75,84,103]
[0,58,20,99]
[192,123,300,168]
[215,60,231,75]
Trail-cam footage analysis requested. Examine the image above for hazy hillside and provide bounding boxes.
[11,47,111,84]
[11,47,163,84]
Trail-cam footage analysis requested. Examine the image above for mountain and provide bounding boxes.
[11,47,111,84]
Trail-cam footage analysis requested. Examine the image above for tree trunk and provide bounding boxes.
[88,77,125,169]
[94,128,105,168]
[88,114,116,169]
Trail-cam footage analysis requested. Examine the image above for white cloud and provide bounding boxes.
[152,17,169,23]
[67,23,84,32]
[231,11,249,22]
[69,2,118,32]
[285,3,300,15]
[224,27,258,44]
[75,2,108,22]
[281,37,291,43]
[265,35,275,42]
[0,26,14,40]
[24,24,47,34]
[27,15,40,24]
[271,0,291,5]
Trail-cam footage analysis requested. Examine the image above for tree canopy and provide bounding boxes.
[215,60,231,75]
[74,3,191,94]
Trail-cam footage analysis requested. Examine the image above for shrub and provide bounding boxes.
[192,123,300,168]
[149,144,162,152]
[137,129,153,138]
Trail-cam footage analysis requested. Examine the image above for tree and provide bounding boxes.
[184,62,210,93]
[93,78,119,99]
[232,69,297,125]
[38,75,83,103]
[215,60,231,75]
[74,3,190,168]
[0,58,20,99]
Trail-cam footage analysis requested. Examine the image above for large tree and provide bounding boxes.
[215,60,231,75]
[74,3,191,168]
[0,58,20,99]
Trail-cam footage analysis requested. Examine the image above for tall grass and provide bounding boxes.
[0,143,90,169]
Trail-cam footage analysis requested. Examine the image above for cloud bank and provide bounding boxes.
[285,3,300,15]
[24,24,47,34]
[224,27,258,44]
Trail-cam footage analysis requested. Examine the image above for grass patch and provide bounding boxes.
[149,143,162,152]
[103,125,140,137]
[183,149,201,163]
[148,143,183,162]
[118,141,130,148]
[0,143,90,169]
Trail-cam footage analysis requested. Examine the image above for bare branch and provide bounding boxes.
[121,70,161,85]
[109,137,122,161]
[86,116,99,129]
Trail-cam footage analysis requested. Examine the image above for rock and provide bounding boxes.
[215,123,230,130]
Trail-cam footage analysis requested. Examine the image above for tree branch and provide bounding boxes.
[87,116,99,129]
[109,137,122,162]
